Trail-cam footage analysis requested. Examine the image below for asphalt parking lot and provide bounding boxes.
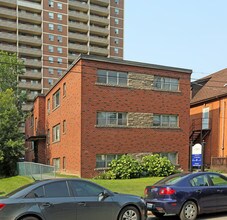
[147,212,227,220]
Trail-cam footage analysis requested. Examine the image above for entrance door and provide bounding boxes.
[202,107,209,129]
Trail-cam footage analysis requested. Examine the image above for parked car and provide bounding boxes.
[0,178,147,220]
[144,172,227,220]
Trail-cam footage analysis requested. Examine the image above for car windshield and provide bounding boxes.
[154,173,189,186]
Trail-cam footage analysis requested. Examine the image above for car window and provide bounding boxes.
[44,181,70,198]
[209,174,227,186]
[190,175,209,187]
[70,181,104,197]
[26,186,45,198]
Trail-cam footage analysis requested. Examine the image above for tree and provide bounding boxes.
[0,89,24,176]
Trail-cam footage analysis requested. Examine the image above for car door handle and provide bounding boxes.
[42,202,53,208]
[217,189,223,193]
[196,190,202,194]
[78,202,86,207]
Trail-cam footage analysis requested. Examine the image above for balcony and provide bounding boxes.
[90,25,109,36]
[19,47,42,57]
[68,32,88,42]
[21,103,33,112]
[17,0,42,11]
[19,35,42,46]
[90,35,108,45]
[68,53,79,61]
[69,0,88,12]
[18,11,42,23]
[0,0,17,7]
[90,14,109,25]
[27,93,38,101]
[90,0,109,6]
[69,21,88,32]
[90,4,109,16]
[68,43,88,53]
[90,46,108,56]
[23,59,42,67]
[23,71,42,79]
[0,7,17,19]
[18,23,42,34]
[69,10,88,22]
[18,81,42,90]
[0,19,17,30]
[0,44,17,53]
[0,32,17,42]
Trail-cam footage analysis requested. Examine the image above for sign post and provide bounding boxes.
[191,143,203,170]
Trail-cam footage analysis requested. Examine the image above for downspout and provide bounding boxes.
[222,101,225,157]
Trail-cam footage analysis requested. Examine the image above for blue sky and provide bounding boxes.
[124,0,227,80]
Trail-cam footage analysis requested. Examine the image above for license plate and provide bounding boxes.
[147,203,154,209]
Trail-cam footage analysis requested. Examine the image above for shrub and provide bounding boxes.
[141,154,175,177]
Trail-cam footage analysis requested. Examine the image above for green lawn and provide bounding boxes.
[0,176,162,197]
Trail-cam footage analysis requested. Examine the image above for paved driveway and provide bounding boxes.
[147,212,227,220]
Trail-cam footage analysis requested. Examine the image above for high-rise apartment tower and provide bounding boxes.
[0,0,124,111]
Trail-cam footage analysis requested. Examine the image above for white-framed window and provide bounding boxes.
[53,89,60,109]
[48,68,54,74]
[49,34,54,41]
[153,76,179,91]
[48,45,54,53]
[114,48,119,54]
[48,0,54,7]
[48,56,54,63]
[115,28,119,34]
[49,23,54,30]
[57,14,62,21]
[58,25,62,32]
[58,36,62,43]
[115,18,119,25]
[115,8,119,15]
[57,47,62,53]
[153,114,179,128]
[97,112,127,126]
[97,69,128,86]
[58,69,63,76]
[114,38,119,45]
[57,58,62,64]
[52,124,60,142]
[115,0,119,4]
[48,78,54,85]
[49,12,54,19]
[96,154,122,168]
[57,2,62,9]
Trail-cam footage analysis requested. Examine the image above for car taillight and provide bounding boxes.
[0,203,6,210]
[144,188,148,196]
[159,187,175,195]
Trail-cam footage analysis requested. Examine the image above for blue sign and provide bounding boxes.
[192,154,202,166]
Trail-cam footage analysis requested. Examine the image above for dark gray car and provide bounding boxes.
[0,178,147,220]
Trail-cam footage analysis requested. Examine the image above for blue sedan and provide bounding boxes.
[144,172,227,220]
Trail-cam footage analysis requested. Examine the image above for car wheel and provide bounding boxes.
[20,217,39,220]
[179,201,197,220]
[118,206,140,220]
[151,211,165,218]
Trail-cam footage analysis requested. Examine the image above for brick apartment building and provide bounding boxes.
[25,54,192,178]
[0,0,123,114]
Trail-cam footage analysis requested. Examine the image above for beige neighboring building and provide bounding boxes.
[0,0,124,114]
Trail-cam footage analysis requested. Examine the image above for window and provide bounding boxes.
[45,181,69,197]
[115,8,119,14]
[53,158,60,170]
[58,36,62,43]
[48,78,54,85]
[48,56,54,63]
[53,89,60,109]
[97,70,128,86]
[115,18,119,25]
[63,82,66,96]
[53,124,60,142]
[153,76,179,91]
[190,175,210,187]
[58,25,62,32]
[70,180,104,197]
[63,157,66,169]
[48,68,54,74]
[97,112,127,126]
[63,120,66,133]
[57,47,62,53]
[58,69,63,76]
[49,34,54,41]
[115,28,119,34]
[48,0,54,7]
[115,0,119,4]
[49,12,54,19]
[158,152,178,165]
[57,58,62,64]
[57,14,62,21]
[48,45,54,53]
[114,48,119,54]
[48,23,54,30]
[47,99,50,113]
[96,154,122,168]
[47,129,50,144]
[57,2,62,9]
[208,174,227,186]
[153,114,179,128]
[114,38,119,45]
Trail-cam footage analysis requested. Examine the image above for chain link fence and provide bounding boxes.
[17,162,56,180]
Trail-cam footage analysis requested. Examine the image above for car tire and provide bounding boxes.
[20,217,39,220]
[118,206,141,220]
[151,211,165,218]
[179,201,197,220]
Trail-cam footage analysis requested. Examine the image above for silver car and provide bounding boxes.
[0,178,147,220]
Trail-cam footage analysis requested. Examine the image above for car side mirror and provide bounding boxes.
[98,190,109,201]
